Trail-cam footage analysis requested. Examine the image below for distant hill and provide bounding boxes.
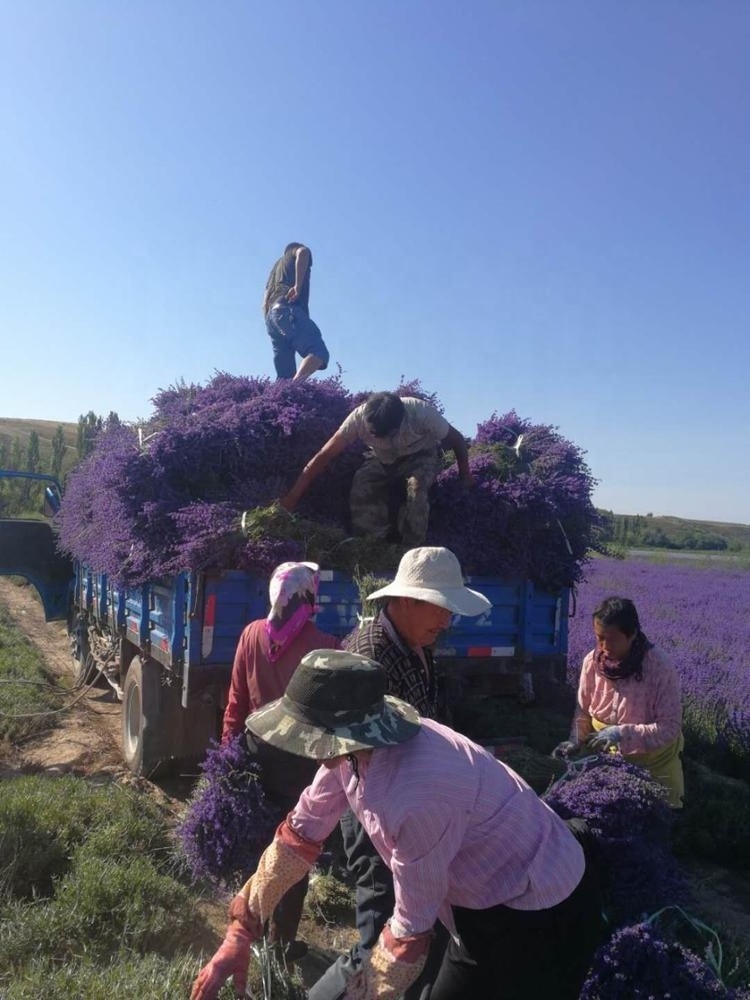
[597,510,750,553]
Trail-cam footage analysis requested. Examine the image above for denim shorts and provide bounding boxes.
[266,302,329,378]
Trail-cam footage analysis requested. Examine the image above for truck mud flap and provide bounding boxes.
[0,519,73,620]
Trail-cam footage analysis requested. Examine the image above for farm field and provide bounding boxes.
[2,557,750,996]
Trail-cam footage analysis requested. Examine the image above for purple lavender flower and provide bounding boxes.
[56,376,599,588]
[176,735,281,889]
[581,921,741,999]
[544,756,688,925]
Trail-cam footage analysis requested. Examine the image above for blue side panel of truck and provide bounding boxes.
[74,563,569,672]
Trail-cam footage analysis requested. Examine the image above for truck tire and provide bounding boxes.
[122,656,172,778]
[70,613,99,688]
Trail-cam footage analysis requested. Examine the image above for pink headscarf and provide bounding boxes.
[265,561,320,662]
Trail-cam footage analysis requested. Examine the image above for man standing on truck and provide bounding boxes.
[309,546,491,1000]
[279,392,473,545]
[263,242,330,382]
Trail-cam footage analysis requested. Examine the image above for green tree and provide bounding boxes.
[26,430,41,473]
[50,424,66,479]
[10,437,22,471]
[2,438,25,514]
[77,412,103,459]
[20,431,42,510]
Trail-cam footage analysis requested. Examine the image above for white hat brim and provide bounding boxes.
[366,581,490,617]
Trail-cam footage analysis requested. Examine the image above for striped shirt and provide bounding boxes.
[573,645,682,755]
[289,719,584,936]
[342,610,437,719]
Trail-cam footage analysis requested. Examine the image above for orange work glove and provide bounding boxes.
[190,922,254,1000]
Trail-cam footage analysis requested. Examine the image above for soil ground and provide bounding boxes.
[0,576,355,989]
[1,575,748,991]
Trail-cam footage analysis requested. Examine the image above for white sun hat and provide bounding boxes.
[367,547,491,617]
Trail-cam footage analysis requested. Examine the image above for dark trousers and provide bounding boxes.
[429,821,604,1000]
[246,736,318,947]
[309,811,447,1000]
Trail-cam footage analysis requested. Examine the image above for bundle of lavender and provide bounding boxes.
[57,372,599,590]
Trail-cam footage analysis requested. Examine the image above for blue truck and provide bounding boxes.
[0,469,570,777]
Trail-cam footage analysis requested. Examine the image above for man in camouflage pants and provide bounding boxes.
[280,392,473,545]
[308,547,491,1000]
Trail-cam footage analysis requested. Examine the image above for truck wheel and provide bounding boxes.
[70,614,99,688]
[122,656,171,778]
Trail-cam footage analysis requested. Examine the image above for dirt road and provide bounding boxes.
[0,576,127,777]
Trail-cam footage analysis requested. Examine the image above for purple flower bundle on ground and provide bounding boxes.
[581,920,746,999]
[57,374,598,589]
[544,755,687,926]
[176,735,281,889]
[567,557,750,772]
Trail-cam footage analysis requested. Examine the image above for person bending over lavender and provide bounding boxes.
[193,650,603,1000]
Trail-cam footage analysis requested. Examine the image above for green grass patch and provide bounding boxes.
[0,600,61,743]
[673,760,750,870]
[0,952,199,1000]
[0,773,207,984]
[0,773,174,900]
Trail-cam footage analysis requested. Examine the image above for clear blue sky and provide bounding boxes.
[2,2,748,524]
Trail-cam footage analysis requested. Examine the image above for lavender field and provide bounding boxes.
[567,557,750,775]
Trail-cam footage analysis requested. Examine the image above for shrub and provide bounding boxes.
[0,773,201,973]
[0,774,171,901]
[53,854,201,957]
[305,871,355,924]
[0,952,198,1000]
[673,760,750,869]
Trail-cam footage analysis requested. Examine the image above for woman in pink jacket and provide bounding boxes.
[557,595,684,808]
[221,561,339,955]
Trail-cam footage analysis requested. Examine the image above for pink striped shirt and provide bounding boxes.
[289,719,584,937]
[573,645,683,755]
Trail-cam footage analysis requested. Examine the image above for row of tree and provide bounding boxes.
[0,411,119,518]
[597,511,737,552]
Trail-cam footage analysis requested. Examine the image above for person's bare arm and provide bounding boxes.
[442,424,473,486]
[286,246,311,303]
[279,431,348,511]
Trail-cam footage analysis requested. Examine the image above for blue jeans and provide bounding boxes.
[265,302,329,378]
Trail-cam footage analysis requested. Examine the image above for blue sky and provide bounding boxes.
[2,1,748,523]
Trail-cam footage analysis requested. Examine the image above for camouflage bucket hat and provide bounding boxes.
[245,649,421,760]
